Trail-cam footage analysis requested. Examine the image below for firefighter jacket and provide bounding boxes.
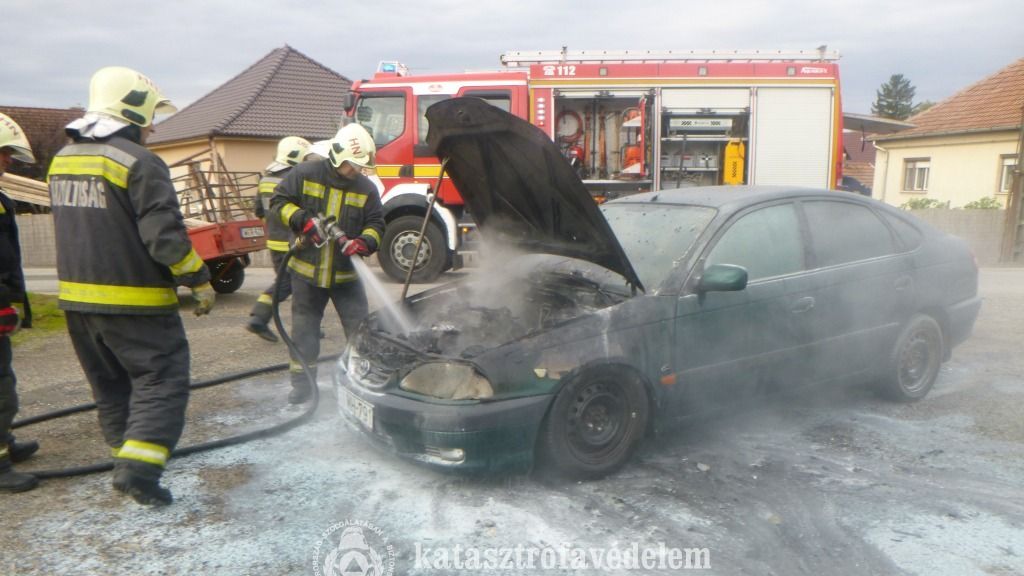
[0,190,31,327]
[48,134,211,314]
[270,159,384,288]
[254,168,292,253]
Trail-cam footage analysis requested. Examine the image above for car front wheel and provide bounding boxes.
[540,368,649,479]
[879,314,944,402]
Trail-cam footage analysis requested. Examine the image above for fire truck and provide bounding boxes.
[344,49,844,282]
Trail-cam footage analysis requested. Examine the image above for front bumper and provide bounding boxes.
[334,367,553,473]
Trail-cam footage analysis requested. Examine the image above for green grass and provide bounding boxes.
[10,293,66,346]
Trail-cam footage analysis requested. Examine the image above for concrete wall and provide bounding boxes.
[873,130,1017,208]
[18,214,57,267]
[909,208,1007,265]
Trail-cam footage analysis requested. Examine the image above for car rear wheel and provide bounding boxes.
[540,368,649,479]
[878,314,943,402]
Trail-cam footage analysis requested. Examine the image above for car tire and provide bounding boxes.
[210,259,245,294]
[539,368,649,479]
[379,215,447,283]
[878,314,944,402]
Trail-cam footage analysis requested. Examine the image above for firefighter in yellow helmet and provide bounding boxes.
[270,123,384,403]
[0,112,39,493]
[48,67,216,506]
[246,136,312,342]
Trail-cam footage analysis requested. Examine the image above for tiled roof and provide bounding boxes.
[0,105,84,180]
[878,58,1024,141]
[843,132,876,163]
[149,45,351,145]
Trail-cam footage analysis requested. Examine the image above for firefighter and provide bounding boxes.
[270,124,384,404]
[0,113,39,493]
[48,67,216,506]
[246,136,312,342]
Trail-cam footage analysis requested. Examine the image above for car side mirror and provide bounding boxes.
[698,264,748,293]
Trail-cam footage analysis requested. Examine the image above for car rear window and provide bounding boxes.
[803,200,897,267]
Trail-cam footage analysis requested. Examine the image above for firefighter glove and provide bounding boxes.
[342,237,370,257]
[301,216,326,246]
[0,306,19,336]
[191,283,216,316]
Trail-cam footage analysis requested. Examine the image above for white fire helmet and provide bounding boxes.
[275,136,312,167]
[0,113,35,163]
[87,66,177,127]
[327,124,376,169]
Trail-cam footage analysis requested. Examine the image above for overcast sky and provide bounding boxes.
[3,0,1021,117]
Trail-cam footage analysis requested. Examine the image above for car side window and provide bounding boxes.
[705,203,804,281]
[355,93,406,149]
[803,200,896,267]
[880,210,923,251]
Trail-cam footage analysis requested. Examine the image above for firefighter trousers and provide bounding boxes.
[249,250,293,326]
[65,311,190,478]
[0,337,17,457]
[289,276,367,386]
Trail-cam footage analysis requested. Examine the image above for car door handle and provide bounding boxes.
[791,296,815,314]
[894,276,913,291]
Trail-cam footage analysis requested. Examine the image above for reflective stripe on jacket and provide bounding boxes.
[269,160,384,289]
[48,136,210,314]
[257,171,291,252]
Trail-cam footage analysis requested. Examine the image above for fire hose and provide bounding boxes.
[12,242,329,480]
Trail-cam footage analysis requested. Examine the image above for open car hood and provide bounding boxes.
[425,97,644,292]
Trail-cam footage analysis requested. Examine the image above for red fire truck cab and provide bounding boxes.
[347,50,843,282]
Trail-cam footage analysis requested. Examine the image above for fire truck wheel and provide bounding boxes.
[379,215,447,283]
[210,259,246,294]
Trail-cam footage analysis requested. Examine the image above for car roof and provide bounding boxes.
[606,185,874,212]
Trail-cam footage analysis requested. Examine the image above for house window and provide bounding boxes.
[903,158,930,192]
[1000,155,1018,194]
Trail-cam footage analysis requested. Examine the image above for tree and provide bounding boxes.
[913,100,937,115]
[872,74,917,120]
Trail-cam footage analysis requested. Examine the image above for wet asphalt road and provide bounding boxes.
[4,267,1023,575]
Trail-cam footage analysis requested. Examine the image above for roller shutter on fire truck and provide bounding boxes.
[750,87,835,188]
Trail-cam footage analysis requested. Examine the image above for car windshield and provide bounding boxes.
[601,202,716,290]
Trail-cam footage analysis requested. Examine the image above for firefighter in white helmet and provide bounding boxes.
[48,66,216,506]
[246,136,313,342]
[270,123,384,403]
[0,112,39,493]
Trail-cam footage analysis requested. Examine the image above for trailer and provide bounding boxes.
[170,152,266,293]
[345,48,844,282]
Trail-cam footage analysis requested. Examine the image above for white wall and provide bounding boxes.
[873,130,1017,208]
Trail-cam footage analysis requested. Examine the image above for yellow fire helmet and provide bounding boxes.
[275,136,313,167]
[0,113,36,163]
[327,123,376,169]
[87,66,177,127]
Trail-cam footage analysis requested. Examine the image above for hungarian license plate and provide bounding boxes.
[345,390,374,430]
[240,226,265,239]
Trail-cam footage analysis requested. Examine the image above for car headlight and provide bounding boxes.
[399,362,494,400]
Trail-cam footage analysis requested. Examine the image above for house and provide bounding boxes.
[0,105,84,206]
[148,45,352,176]
[871,58,1024,208]
[838,113,916,196]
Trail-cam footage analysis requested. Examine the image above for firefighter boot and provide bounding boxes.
[112,461,172,506]
[7,435,39,463]
[288,380,312,404]
[0,454,38,493]
[245,317,279,343]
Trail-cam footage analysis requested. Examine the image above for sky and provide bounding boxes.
[2,0,1021,117]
